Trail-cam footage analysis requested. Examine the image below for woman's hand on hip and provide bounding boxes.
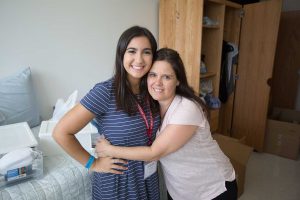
[90,157,128,174]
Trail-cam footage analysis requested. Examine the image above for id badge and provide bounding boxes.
[144,161,157,179]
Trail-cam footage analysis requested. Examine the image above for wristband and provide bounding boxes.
[85,155,95,169]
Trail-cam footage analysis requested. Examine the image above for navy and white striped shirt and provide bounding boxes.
[80,78,160,200]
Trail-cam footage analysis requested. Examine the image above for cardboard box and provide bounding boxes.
[213,134,253,197]
[265,108,300,160]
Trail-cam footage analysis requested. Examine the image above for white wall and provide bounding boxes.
[0,0,159,120]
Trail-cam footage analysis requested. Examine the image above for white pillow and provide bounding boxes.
[0,67,40,127]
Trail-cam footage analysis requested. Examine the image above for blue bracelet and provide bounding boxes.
[85,155,95,169]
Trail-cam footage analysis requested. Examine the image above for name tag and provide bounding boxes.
[144,161,157,179]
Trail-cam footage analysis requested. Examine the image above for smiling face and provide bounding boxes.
[123,36,153,86]
[147,60,179,107]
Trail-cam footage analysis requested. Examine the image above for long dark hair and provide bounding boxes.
[114,26,159,116]
[154,48,208,116]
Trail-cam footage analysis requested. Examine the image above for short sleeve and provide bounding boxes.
[80,82,110,116]
[168,97,206,128]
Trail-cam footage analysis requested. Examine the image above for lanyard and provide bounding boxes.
[137,100,153,146]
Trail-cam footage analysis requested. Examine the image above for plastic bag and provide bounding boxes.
[51,90,78,121]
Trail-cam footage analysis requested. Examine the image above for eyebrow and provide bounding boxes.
[150,71,175,77]
[126,47,152,51]
[164,74,175,77]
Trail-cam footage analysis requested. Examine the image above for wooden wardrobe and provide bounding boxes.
[159,0,282,151]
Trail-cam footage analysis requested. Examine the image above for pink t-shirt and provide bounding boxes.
[158,95,235,200]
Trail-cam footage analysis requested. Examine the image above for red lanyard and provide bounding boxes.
[137,101,153,146]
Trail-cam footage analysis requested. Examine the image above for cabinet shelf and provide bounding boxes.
[200,72,217,79]
[203,24,220,29]
[205,0,242,8]
[225,1,242,8]
[206,0,224,5]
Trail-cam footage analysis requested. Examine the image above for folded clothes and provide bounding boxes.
[0,147,34,175]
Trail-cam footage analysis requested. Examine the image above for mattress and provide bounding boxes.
[0,126,92,200]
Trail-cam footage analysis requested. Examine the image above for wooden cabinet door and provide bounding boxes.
[231,0,282,151]
[159,0,203,93]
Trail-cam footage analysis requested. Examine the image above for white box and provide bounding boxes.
[38,121,97,156]
[0,122,38,156]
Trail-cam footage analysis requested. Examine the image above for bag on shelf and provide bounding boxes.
[200,78,213,96]
[204,93,221,109]
[200,54,207,74]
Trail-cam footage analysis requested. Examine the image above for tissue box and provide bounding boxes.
[0,149,43,188]
[38,121,97,156]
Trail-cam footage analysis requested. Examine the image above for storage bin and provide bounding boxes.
[0,149,43,188]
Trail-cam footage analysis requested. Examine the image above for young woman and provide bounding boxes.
[96,48,238,200]
[53,26,161,200]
